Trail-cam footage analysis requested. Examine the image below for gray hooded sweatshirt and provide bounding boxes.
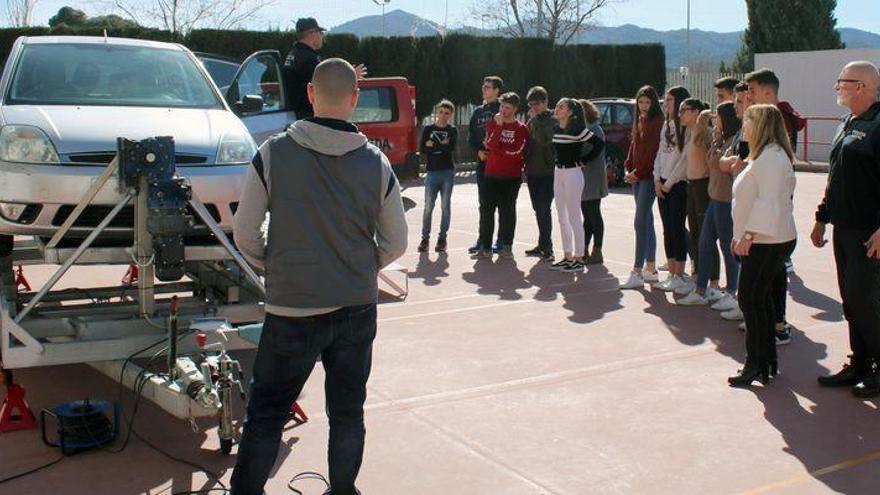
[233,118,408,317]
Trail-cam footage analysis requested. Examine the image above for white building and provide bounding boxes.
[755,48,880,163]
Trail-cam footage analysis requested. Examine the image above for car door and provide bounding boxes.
[226,50,295,145]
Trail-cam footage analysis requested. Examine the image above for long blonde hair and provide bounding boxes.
[744,104,795,162]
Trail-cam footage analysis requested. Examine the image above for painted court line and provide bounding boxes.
[737,450,880,494]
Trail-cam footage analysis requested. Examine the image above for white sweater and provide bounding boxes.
[732,144,797,244]
[652,120,688,190]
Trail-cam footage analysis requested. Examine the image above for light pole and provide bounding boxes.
[372,0,392,37]
[686,0,691,76]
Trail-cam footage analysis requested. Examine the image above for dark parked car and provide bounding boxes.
[591,97,635,187]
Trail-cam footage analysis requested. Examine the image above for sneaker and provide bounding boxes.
[525,246,543,257]
[641,269,660,283]
[658,263,669,271]
[499,246,514,259]
[705,287,725,302]
[785,259,794,274]
[674,277,696,296]
[711,293,738,311]
[435,239,447,253]
[721,305,744,321]
[676,289,708,306]
[417,239,429,253]
[468,239,480,254]
[775,324,792,345]
[492,240,504,254]
[540,249,555,262]
[620,272,645,290]
[470,248,492,259]
[550,259,572,271]
[655,274,676,291]
[563,260,585,272]
[660,275,686,293]
[738,321,746,331]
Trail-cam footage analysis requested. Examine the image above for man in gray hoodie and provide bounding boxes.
[230,58,407,495]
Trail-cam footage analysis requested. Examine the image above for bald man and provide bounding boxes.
[813,61,880,398]
[231,58,407,495]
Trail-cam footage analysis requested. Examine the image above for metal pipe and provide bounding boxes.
[135,175,155,316]
[46,158,119,249]
[188,196,266,297]
[16,190,135,323]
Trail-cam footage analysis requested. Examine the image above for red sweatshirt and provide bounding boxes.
[485,119,529,178]
[624,114,663,180]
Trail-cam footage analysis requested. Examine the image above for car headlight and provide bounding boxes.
[216,133,257,165]
[0,125,60,164]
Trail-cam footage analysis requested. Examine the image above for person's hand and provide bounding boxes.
[494,113,503,125]
[624,171,637,184]
[354,64,368,79]
[440,138,450,145]
[866,228,880,259]
[810,222,828,248]
[425,139,435,148]
[654,181,664,198]
[731,158,747,175]
[478,150,488,161]
[733,237,753,256]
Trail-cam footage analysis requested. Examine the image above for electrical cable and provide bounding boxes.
[288,471,330,495]
[0,455,65,485]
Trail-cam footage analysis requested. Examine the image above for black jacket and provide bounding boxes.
[282,42,320,118]
[816,101,880,231]
[420,124,458,172]
[468,101,501,157]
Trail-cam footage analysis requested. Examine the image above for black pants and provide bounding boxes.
[479,176,521,249]
[657,180,688,262]
[772,240,797,323]
[687,179,719,279]
[527,174,554,251]
[738,240,795,371]
[581,199,604,252]
[833,228,880,372]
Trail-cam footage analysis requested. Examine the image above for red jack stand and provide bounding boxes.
[14,266,30,292]
[289,402,308,425]
[121,264,139,285]
[0,370,37,433]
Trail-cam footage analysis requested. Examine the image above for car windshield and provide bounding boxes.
[353,87,396,123]
[7,43,222,108]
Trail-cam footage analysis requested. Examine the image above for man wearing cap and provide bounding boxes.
[284,18,367,119]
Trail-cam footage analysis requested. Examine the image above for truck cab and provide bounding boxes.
[200,51,420,181]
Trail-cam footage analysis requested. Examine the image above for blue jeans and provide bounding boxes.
[527,174,554,250]
[632,179,657,269]
[698,200,739,293]
[422,169,454,240]
[230,305,377,495]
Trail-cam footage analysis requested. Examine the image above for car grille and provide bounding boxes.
[52,204,222,228]
[67,152,208,165]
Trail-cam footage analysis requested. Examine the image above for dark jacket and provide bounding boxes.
[525,110,556,177]
[420,124,458,172]
[468,101,501,156]
[282,42,321,118]
[624,114,663,181]
[815,101,880,231]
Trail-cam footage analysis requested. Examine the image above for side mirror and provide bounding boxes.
[235,94,264,115]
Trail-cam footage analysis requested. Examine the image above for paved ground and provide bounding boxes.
[1,170,878,495]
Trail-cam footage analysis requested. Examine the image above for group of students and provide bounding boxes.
[617,69,806,386]
[418,76,608,274]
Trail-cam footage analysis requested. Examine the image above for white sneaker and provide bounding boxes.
[705,288,725,302]
[620,272,645,289]
[676,289,708,306]
[655,274,676,291]
[658,263,669,271]
[674,278,696,296]
[642,269,660,283]
[711,293,738,311]
[738,321,747,331]
[721,305,744,321]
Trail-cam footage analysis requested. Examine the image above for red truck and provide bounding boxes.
[197,52,421,181]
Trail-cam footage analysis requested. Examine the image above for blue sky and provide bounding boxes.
[13,0,880,34]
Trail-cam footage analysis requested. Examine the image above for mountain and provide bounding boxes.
[330,10,880,69]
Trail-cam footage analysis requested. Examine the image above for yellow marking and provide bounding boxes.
[738,451,880,494]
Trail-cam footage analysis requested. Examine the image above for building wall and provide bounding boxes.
[756,48,880,162]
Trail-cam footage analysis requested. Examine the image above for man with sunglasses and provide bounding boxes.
[813,61,880,398]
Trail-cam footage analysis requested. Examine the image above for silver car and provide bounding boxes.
[0,36,268,243]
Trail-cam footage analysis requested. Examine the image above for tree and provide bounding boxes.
[733,0,844,72]
[718,60,729,73]
[471,0,613,45]
[49,6,140,30]
[103,0,277,34]
[5,0,39,27]
[49,6,87,28]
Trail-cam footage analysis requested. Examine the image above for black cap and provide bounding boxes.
[295,17,326,33]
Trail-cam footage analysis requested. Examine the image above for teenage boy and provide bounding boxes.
[523,86,557,261]
[714,76,739,105]
[468,76,504,253]
[473,92,529,259]
[418,100,459,253]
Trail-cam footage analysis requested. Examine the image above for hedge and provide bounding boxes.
[0,27,666,117]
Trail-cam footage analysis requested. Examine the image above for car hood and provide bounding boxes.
[0,105,250,159]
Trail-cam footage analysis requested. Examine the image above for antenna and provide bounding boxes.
[103,29,108,43]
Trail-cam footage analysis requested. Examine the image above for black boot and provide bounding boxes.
[818,363,864,387]
[728,367,769,388]
[852,364,880,398]
[586,248,604,265]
